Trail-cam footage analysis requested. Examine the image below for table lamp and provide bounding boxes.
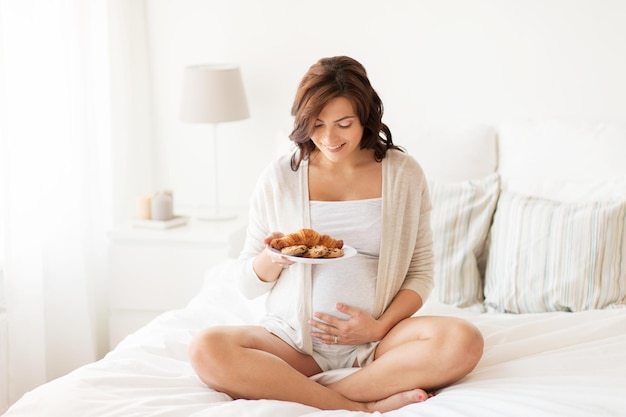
[179,64,249,220]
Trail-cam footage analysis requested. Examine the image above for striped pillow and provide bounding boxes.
[484,192,626,313]
[429,174,500,307]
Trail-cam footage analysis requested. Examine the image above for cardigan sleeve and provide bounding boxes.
[400,180,435,303]
[235,153,308,299]
[375,150,434,316]
[235,159,279,299]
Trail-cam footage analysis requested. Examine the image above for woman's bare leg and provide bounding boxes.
[327,316,484,402]
[188,325,426,412]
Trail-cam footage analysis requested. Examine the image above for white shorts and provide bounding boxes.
[263,326,375,372]
[311,339,360,372]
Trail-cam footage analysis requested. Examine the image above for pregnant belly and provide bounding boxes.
[311,256,377,323]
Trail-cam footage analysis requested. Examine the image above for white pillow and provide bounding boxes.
[498,120,626,183]
[429,174,500,307]
[502,177,626,203]
[484,192,626,313]
[404,124,497,183]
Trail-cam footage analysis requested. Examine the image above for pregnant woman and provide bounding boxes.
[188,55,483,412]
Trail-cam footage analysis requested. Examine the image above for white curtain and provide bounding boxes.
[0,0,113,408]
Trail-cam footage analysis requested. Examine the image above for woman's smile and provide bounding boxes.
[323,143,345,151]
[310,96,364,163]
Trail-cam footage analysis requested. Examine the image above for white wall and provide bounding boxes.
[137,0,626,215]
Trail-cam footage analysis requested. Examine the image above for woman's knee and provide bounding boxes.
[443,319,484,374]
[188,326,237,379]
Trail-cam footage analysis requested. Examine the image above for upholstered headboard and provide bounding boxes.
[401,125,497,183]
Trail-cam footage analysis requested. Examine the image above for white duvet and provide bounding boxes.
[4,260,626,417]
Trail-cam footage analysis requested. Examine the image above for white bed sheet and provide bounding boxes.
[4,260,626,417]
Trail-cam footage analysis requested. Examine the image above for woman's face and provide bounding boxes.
[310,96,364,164]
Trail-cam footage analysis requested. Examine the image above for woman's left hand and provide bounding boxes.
[309,303,386,345]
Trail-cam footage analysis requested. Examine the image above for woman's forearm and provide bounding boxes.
[252,249,284,282]
[376,289,423,338]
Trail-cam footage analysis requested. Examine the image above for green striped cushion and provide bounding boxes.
[484,192,626,313]
[429,174,500,307]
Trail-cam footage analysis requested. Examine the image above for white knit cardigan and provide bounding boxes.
[236,149,434,363]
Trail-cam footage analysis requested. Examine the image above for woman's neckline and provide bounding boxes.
[310,197,382,203]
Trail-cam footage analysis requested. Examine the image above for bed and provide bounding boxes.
[3,258,626,417]
[3,119,626,416]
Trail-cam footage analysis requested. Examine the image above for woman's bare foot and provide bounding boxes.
[365,388,430,413]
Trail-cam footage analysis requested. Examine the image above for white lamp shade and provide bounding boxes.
[180,64,249,123]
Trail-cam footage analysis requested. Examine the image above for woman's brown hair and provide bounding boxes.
[289,56,403,170]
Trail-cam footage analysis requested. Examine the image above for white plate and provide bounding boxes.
[268,245,357,264]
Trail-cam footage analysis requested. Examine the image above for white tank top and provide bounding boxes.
[310,198,382,324]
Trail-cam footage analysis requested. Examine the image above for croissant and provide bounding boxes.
[270,228,343,250]
[318,233,343,249]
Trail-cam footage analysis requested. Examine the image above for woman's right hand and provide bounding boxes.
[262,231,284,246]
[263,232,296,269]
[252,232,295,282]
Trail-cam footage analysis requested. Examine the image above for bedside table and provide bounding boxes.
[107,214,247,349]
